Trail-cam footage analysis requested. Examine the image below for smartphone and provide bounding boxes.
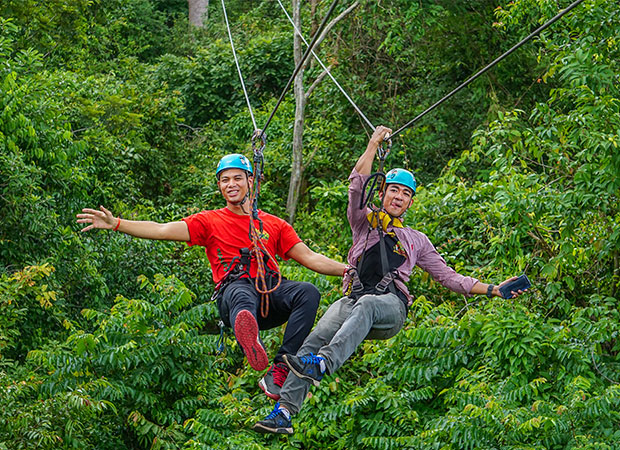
[499,274,531,299]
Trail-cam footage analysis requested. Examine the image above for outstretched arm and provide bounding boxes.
[470,277,527,299]
[354,125,392,175]
[285,242,346,276]
[76,206,190,241]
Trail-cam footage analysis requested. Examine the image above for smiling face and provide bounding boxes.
[217,168,252,205]
[380,183,414,217]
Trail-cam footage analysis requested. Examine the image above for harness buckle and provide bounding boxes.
[375,269,399,294]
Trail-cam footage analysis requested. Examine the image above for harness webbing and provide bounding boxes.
[350,210,402,300]
[377,226,398,296]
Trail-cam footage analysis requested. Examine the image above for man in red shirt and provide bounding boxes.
[77,153,346,401]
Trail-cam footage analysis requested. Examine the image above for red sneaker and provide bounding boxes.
[234,310,268,371]
[258,362,290,400]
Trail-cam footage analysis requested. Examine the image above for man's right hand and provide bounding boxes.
[354,125,393,175]
[370,125,392,147]
[76,206,116,232]
[76,206,190,241]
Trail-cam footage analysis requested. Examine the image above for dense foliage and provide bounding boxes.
[1,0,618,448]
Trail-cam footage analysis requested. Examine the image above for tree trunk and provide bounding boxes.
[188,0,209,28]
[285,0,360,224]
[286,0,305,224]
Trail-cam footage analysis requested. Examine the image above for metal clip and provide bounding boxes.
[216,320,226,354]
[377,133,392,160]
[251,129,267,157]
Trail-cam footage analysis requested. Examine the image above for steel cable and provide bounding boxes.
[260,0,340,138]
[275,0,375,131]
[390,0,587,139]
[221,0,258,130]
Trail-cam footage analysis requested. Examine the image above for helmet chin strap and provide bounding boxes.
[229,194,248,207]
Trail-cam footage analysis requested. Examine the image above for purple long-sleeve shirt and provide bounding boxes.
[343,168,478,305]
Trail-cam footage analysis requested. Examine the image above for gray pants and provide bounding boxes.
[279,292,407,415]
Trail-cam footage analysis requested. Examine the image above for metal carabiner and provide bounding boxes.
[251,129,267,157]
[377,133,392,162]
[360,172,386,211]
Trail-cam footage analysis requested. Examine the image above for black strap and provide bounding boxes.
[377,228,398,296]
[210,247,252,301]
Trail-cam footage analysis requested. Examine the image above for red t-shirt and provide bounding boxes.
[183,208,302,283]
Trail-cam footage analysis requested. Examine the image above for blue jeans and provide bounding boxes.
[279,292,407,415]
[218,278,321,363]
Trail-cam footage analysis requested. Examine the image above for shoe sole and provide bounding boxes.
[235,310,268,371]
[258,378,281,401]
[252,422,293,435]
[283,354,321,387]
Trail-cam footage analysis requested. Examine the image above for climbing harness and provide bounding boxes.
[347,212,404,303]
[210,247,252,302]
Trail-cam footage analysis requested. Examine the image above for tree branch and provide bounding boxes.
[302,1,360,71]
[305,63,334,100]
[301,146,320,173]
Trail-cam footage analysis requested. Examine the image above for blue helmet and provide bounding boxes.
[385,168,416,194]
[216,153,253,178]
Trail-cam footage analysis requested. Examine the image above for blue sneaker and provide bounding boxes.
[252,402,294,435]
[283,353,325,387]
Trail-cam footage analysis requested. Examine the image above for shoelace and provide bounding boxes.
[271,363,289,386]
[265,402,284,420]
[299,353,323,365]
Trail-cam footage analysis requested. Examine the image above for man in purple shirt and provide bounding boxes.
[252,126,526,435]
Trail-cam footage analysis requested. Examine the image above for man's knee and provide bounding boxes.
[352,295,379,317]
[294,282,320,309]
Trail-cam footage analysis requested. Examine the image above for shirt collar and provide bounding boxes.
[367,211,403,231]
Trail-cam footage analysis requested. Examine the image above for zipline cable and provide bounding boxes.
[260,0,340,138]
[390,0,587,139]
[221,0,258,130]
[275,0,375,131]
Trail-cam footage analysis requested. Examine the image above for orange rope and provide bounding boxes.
[246,149,281,318]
